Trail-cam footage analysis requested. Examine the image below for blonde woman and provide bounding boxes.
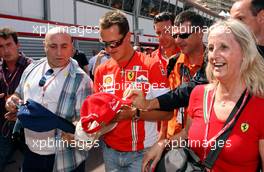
[142,19,264,172]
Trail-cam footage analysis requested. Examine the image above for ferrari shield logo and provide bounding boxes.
[241,123,249,132]
[127,71,135,81]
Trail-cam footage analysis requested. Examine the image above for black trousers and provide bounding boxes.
[22,146,85,172]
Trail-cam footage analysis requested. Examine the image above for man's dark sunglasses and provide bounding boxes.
[172,32,193,39]
[39,69,54,87]
[100,32,127,49]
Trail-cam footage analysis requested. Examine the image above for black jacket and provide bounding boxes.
[157,58,208,111]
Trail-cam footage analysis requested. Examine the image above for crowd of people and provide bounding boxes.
[0,0,264,171]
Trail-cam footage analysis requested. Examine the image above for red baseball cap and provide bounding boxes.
[80,92,132,134]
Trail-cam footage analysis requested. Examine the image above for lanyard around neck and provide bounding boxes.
[2,66,20,95]
[202,87,249,158]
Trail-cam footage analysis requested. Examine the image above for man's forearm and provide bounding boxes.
[146,98,160,110]
[157,66,208,111]
[157,82,196,111]
[143,84,193,112]
[139,110,173,121]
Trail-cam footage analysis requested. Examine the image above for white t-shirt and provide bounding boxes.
[23,61,70,155]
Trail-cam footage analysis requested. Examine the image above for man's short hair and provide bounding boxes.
[174,10,205,28]
[99,10,129,36]
[251,0,264,16]
[0,27,18,44]
[154,12,175,25]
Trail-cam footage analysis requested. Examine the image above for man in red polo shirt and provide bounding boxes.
[151,12,180,76]
[151,12,181,140]
[94,10,169,172]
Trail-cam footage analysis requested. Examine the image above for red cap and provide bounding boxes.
[80,92,132,134]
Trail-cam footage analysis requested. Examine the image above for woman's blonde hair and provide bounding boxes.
[206,19,264,97]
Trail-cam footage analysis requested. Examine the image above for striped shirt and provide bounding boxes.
[15,58,93,172]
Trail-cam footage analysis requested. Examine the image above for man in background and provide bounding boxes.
[152,12,180,74]
[0,27,32,171]
[72,48,89,74]
[231,0,264,57]
[88,49,109,80]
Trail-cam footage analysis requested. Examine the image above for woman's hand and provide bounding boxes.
[142,139,168,172]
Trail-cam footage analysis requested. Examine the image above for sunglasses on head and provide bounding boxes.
[100,32,127,49]
[172,32,193,39]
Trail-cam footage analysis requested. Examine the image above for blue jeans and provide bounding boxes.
[102,142,148,172]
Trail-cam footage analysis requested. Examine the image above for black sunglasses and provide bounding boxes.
[100,33,127,49]
[39,69,54,87]
[172,32,193,39]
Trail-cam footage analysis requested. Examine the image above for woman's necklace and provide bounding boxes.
[220,101,226,107]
